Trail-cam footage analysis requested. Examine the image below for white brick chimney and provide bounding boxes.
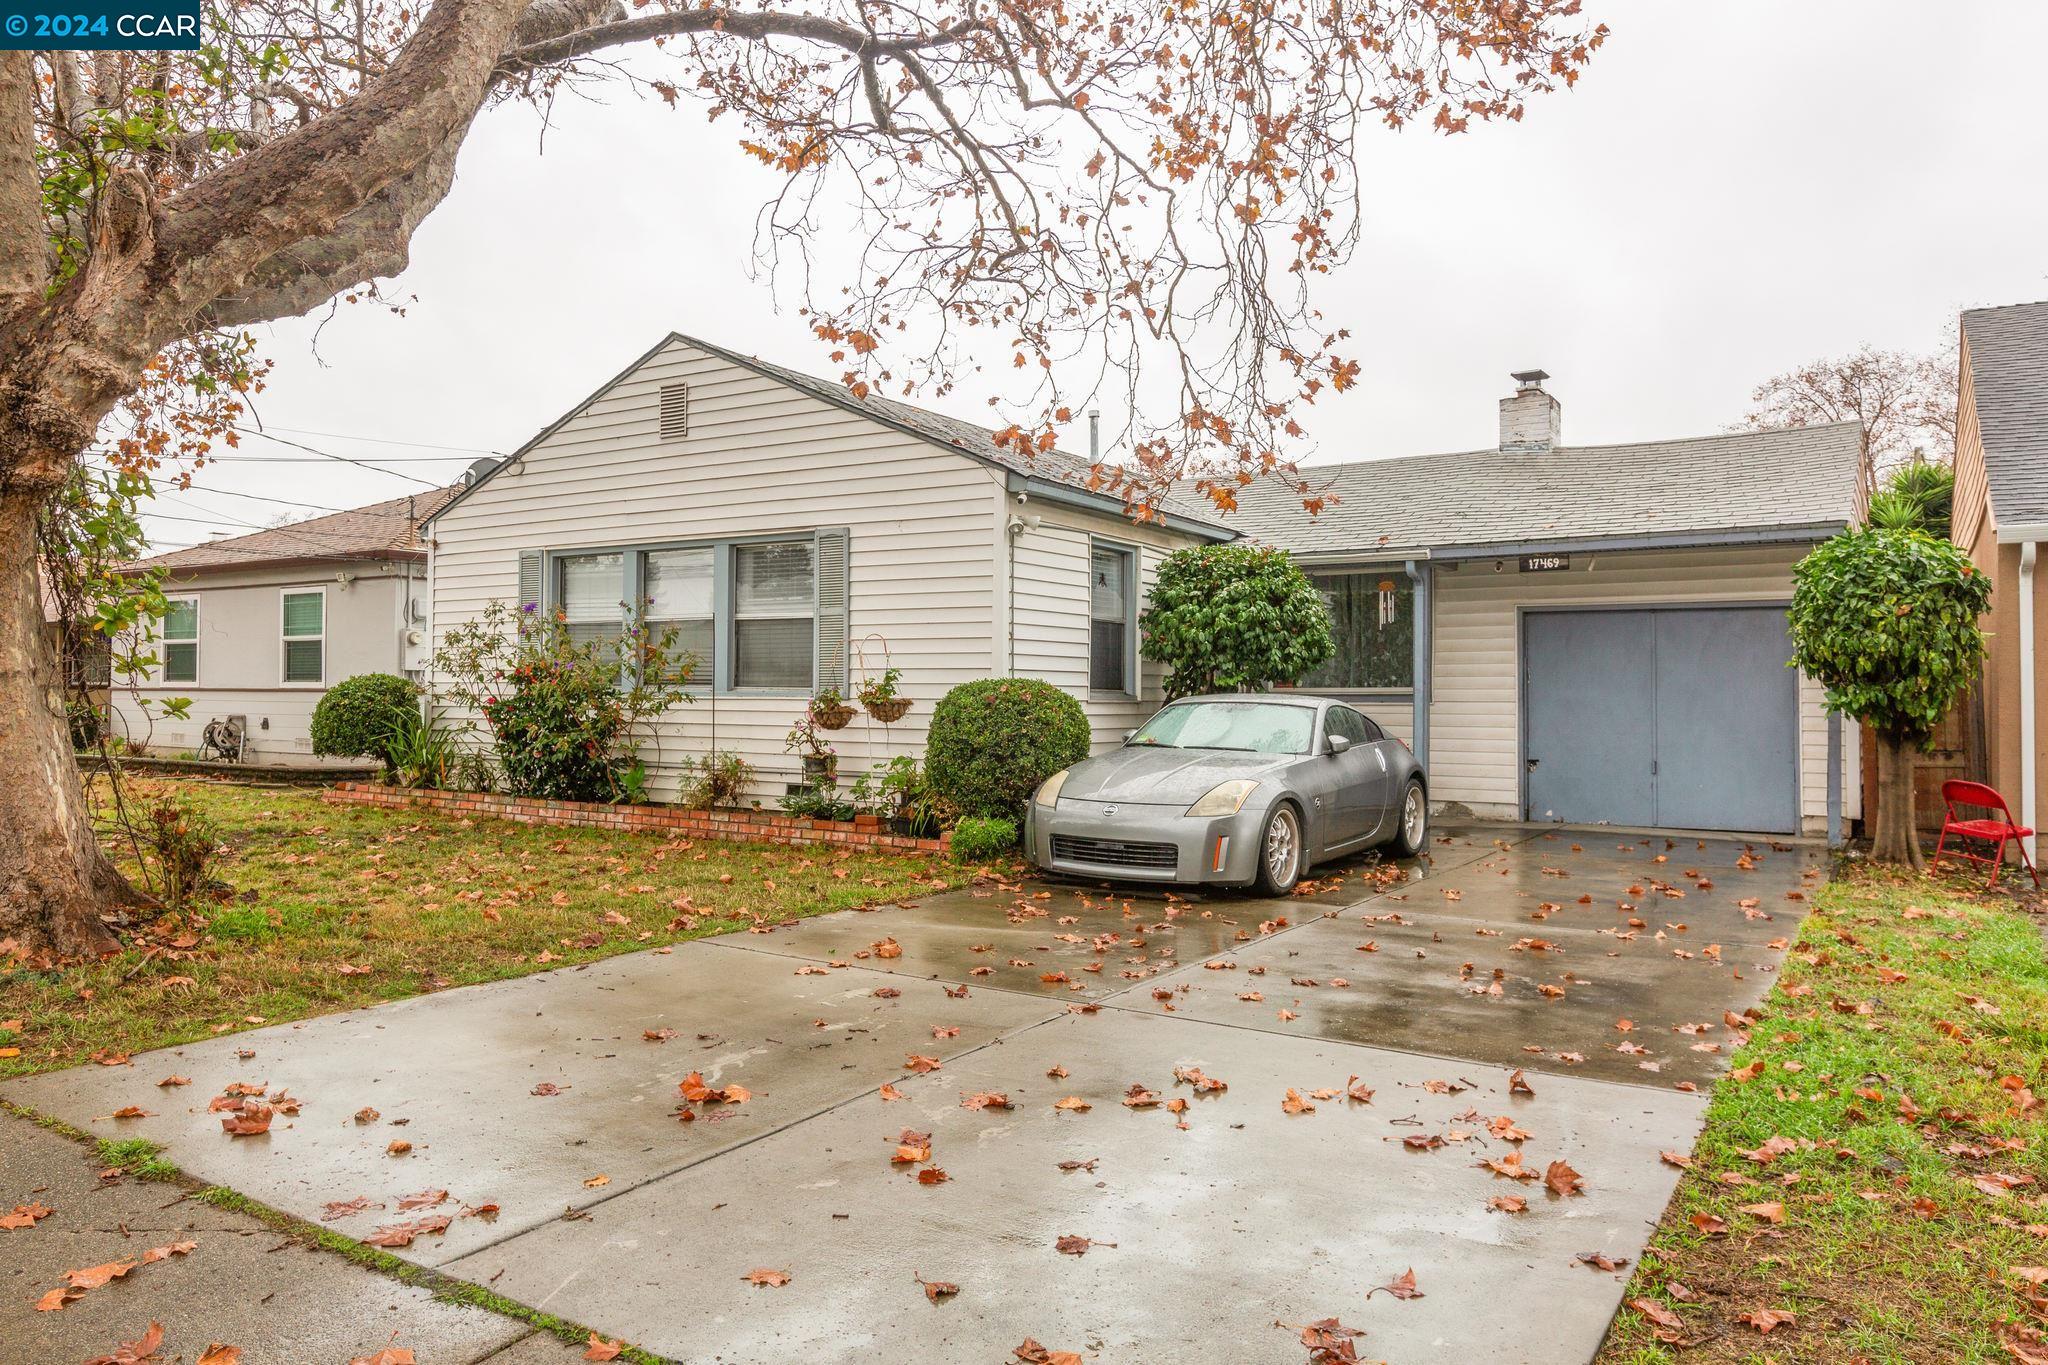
[1499,369,1561,452]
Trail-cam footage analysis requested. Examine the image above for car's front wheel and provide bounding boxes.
[1253,802,1303,896]
[1390,779,1428,859]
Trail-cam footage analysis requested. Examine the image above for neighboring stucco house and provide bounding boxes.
[1953,299,2048,855]
[426,334,1863,837]
[1235,372,1865,839]
[115,485,460,763]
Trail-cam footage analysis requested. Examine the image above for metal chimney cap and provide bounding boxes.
[1510,369,1550,391]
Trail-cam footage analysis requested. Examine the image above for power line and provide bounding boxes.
[250,423,504,455]
[231,426,448,488]
[170,485,352,514]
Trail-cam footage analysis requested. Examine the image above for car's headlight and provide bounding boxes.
[1187,779,1259,818]
[1035,768,1070,808]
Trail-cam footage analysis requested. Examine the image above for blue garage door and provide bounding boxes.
[1523,606,1799,833]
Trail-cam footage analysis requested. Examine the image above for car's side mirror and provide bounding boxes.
[1121,730,1136,745]
[1326,733,1352,755]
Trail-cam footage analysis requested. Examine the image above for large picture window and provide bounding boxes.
[733,541,815,690]
[281,590,325,683]
[1300,568,1414,691]
[163,597,198,684]
[1090,542,1135,693]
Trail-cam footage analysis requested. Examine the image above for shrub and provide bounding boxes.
[1789,527,1990,866]
[850,754,949,836]
[140,796,223,911]
[683,750,755,808]
[67,698,104,749]
[382,706,465,789]
[1140,543,1335,700]
[926,678,1090,819]
[431,600,694,803]
[950,815,1018,863]
[312,673,420,765]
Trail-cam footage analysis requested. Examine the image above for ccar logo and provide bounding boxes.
[1101,804,1119,817]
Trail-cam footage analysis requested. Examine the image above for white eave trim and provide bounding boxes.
[1998,522,2048,543]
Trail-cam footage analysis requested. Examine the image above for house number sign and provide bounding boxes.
[1519,552,1571,573]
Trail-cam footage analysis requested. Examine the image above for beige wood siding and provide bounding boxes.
[1427,544,1857,834]
[426,338,1003,800]
[1005,504,1205,748]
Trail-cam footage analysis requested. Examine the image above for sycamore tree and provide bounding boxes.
[1789,527,1989,869]
[0,2,1608,955]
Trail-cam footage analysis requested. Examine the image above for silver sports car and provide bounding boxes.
[1023,693,1428,894]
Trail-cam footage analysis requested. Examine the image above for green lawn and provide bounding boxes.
[0,777,948,1080]
[1598,861,2048,1364]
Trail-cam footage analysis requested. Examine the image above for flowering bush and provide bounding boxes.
[431,600,696,802]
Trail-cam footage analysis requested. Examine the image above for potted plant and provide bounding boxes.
[810,686,857,730]
[857,666,911,723]
[785,713,838,785]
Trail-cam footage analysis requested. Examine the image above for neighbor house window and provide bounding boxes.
[282,590,325,683]
[1090,542,1135,693]
[163,597,198,684]
[732,540,814,690]
[557,551,625,652]
[643,546,714,685]
[1300,569,1414,690]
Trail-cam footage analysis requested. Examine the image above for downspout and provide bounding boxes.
[2023,540,2038,861]
[1405,559,1431,768]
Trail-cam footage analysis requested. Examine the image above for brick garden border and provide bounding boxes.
[324,782,949,855]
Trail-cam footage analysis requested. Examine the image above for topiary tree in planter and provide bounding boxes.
[311,673,421,772]
[1789,527,1990,868]
[926,678,1090,819]
[1139,544,1335,701]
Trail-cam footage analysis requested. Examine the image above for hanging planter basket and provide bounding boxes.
[863,697,912,724]
[811,702,857,730]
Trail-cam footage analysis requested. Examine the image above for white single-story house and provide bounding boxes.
[115,485,460,762]
[424,336,1863,838]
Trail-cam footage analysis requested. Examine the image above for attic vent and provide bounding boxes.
[659,382,690,440]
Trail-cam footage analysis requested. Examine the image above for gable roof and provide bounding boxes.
[1963,300,2048,530]
[128,485,462,573]
[425,332,1235,539]
[1225,421,1864,558]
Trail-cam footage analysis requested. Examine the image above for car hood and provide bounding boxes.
[1056,745,1297,807]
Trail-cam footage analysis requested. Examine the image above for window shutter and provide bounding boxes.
[813,528,850,693]
[659,383,690,440]
[517,550,543,612]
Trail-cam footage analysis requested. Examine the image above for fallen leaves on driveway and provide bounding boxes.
[362,1214,452,1248]
[37,1241,196,1311]
[82,1322,165,1365]
[743,1267,791,1287]
[2,1202,52,1229]
[1277,1317,1366,1363]
[1013,1339,1083,1365]
[583,1332,624,1360]
[1368,1267,1423,1300]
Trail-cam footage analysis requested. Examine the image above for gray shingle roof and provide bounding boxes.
[1223,422,1864,556]
[671,333,1232,533]
[129,485,461,573]
[1963,300,2048,528]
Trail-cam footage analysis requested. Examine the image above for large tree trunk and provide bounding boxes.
[1871,733,1925,871]
[0,487,134,958]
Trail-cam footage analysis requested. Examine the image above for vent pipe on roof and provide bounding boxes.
[1499,370,1561,453]
[1088,409,1101,463]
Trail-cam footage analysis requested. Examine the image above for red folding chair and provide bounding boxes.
[1933,779,2041,888]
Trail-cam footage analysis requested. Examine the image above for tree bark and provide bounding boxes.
[0,488,135,958]
[1871,734,1925,870]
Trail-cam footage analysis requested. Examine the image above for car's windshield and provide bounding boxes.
[1128,701,1315,755]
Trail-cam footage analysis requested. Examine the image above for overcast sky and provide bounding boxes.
[142,1,2048,549]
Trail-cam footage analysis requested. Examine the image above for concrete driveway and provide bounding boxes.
[3,823,1823,1363]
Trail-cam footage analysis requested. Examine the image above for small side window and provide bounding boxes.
[163,597,198,684]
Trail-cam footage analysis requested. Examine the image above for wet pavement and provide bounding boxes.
[1,821,1824,1364]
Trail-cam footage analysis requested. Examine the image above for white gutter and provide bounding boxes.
[2024,540,2039,861]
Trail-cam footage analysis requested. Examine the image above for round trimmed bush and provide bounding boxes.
[926,678,1089,818]
[311,673,420,764]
